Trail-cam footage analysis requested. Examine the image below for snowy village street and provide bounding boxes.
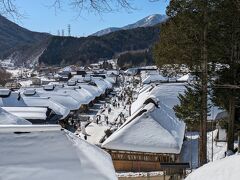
[0,1,240,179]
[0,63,239,180]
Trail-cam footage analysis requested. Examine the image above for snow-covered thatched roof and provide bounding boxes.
[79,83,102,97]
[2,107,47,120]
[0,107,31,125]
[134,83,223,121]
[102,102,185,154]
[142,74,168,84]
[70,75,112,94]
[0,91,70,120]
[0,125,117,180]
[21,89,81,111]
[53,87,94,105]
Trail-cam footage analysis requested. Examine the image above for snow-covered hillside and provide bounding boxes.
[92,14,167,36]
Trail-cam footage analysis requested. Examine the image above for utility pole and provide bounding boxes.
[57,30,60,36]
[68,24,71,36]
[62,29,64,36]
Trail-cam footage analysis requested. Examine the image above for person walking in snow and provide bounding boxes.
[119,112,125,123]
[108,107,111,114]
[106,115,109,125]
[96,116,99,124]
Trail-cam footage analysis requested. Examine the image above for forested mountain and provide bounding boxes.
[117,50,153,69]
[39,25,160,66]
[0,15,49,60]
[0,14,161,66]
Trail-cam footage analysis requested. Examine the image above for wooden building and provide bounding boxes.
[102,101,186,172]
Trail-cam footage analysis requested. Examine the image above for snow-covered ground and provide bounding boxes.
[185,154,240,180]
[182,129,237,170]
[2,64,235,179]
[75,87,130,146]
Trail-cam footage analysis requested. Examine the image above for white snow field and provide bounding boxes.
[0,125,117,180]
[185,154,240,180]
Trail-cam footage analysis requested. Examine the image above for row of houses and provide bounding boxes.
[99,83,186,175]
[0,74,116,125]
[0,65,227,179]
[0,69,119,180]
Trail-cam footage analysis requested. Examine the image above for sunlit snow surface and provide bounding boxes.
[102,102,185,154]
[185,154,240,180]
[0,107,32,125]
[0,126,117,180]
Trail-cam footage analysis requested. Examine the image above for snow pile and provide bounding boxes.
[185,154,240,180]
[102,102,185,154]
[0,125,117,180]
[0,107,31,125]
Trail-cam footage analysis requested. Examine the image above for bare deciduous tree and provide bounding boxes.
[0,0,19,18]
[0,0,160,17]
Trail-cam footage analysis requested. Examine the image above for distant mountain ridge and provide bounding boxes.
[0,14,164,67]
[0,15,49,62]
[92,14,167,36]
[39,25,161,66]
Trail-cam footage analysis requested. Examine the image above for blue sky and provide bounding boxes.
[11,0,169,36]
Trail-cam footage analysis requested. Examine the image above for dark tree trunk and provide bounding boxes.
[228,92,236,151]
[199,0,208,166]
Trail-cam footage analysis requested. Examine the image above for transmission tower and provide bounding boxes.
[68,24,71,36]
